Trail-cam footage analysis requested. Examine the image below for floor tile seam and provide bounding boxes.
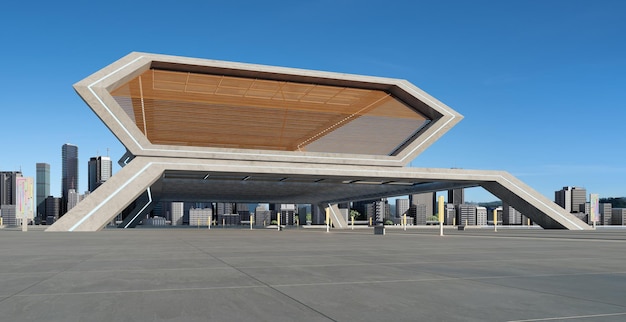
[0,252,101,305]
[454,271,626,309]
[229,257,618,270]
[52,266,239,274]
[506,311,626,322]
[269,271,626,288]
[176,236,338,321]
[9,284,270,298]
[469,275,626,311]
[408,233,626,243]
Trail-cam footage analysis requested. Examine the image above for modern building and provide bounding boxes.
[171,202,184,226]
[67,189,81,212]
[45,196,61,224]
[444,204,456,225]
[599,203,612,226]
[448,188,464,206]
[476,206,487,226]
[395,198,409,218]
[611,208,626,225]
[502,202,522,225]
[0,171,22,206]
[0,205,17,226]
[555,186,587,214]
[36,163,50,221]
[189,207,212,226]
[410,192,435,218]
[61,143,79,215]
[458,204,476,226]
[88,156,112,192]
[48,52,590,231]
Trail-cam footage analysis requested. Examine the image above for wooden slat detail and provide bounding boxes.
[109,68,430,154]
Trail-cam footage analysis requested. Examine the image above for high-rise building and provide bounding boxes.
[458,204,476,226]
[36,163,50,221]
[395,198,409,218]
[88,156,112,192]
[476,206,487,226]
[189,207,212,226]
[445,204,456,225]
[61,144,79,215]
[0,171,22,206]
[448,188,464,206]
[555,186,586,213]
[45,196,61,225]
[171,202,184,225]
[611,208,626,225]
[410,192,435,218]
[599,203,612,226]
[67,189,80,212]
[502,202,522,225]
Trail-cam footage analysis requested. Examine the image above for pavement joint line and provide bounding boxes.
[13,271,625,298]
[0,253,99,305]
[175,236,338,322]
[506,311,626,321]
[10,285,269,297]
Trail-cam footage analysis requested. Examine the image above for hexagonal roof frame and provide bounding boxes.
[74,52,462,167]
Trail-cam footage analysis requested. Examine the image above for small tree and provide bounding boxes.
[349,210,360,220]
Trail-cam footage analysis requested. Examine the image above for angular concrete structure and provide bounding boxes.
[47,52,591,231]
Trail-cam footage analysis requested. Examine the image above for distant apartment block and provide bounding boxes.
[36,163,50,221]
[458,204,476,226]
[88,156,112,192]
[611,208,626,225]
[189,207,212,226]
[445,204,456,225]
[600,203,612,226]
[396,198,409,218]
[502,202,522,225]
[171,202,184,226]
[555,186,586,213]
[476,206,487,226]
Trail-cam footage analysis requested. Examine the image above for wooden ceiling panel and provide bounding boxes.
[109,68,431,155]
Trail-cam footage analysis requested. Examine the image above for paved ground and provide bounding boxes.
[2,226,626,321]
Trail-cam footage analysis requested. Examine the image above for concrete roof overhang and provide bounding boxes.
[47,53,591,231]
[74,52,463,167]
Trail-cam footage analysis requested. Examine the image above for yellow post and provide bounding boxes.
[277,212,281,231]
[250,214,254,230]
[351,215,354,230]
[197,218,200,228]
[493,208,497,232]
[403,214,407,231]
[438,195,445,236]
[369,217,372,226]
[325,208,330,232]
[207,217,211,229]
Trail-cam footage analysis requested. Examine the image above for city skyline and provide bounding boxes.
[1,1,625,202]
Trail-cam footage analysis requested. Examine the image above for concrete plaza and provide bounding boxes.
[1,227,626,321]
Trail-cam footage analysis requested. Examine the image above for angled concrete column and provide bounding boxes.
[327,204,347,229]
[47,157,163,232]
[118,190,155,228]
[480,172,588,230]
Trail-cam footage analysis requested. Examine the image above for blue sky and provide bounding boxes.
[1,0,624,202]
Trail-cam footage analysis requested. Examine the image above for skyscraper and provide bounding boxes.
[0,171,22,205]
[62,144,79,215]
[555,186,587,213]
[410,192,436,218]
[88,156,112,192]
[448,188,464,206]
[36,163,50,221]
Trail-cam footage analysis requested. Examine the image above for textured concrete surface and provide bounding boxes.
[1,226,625,321]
